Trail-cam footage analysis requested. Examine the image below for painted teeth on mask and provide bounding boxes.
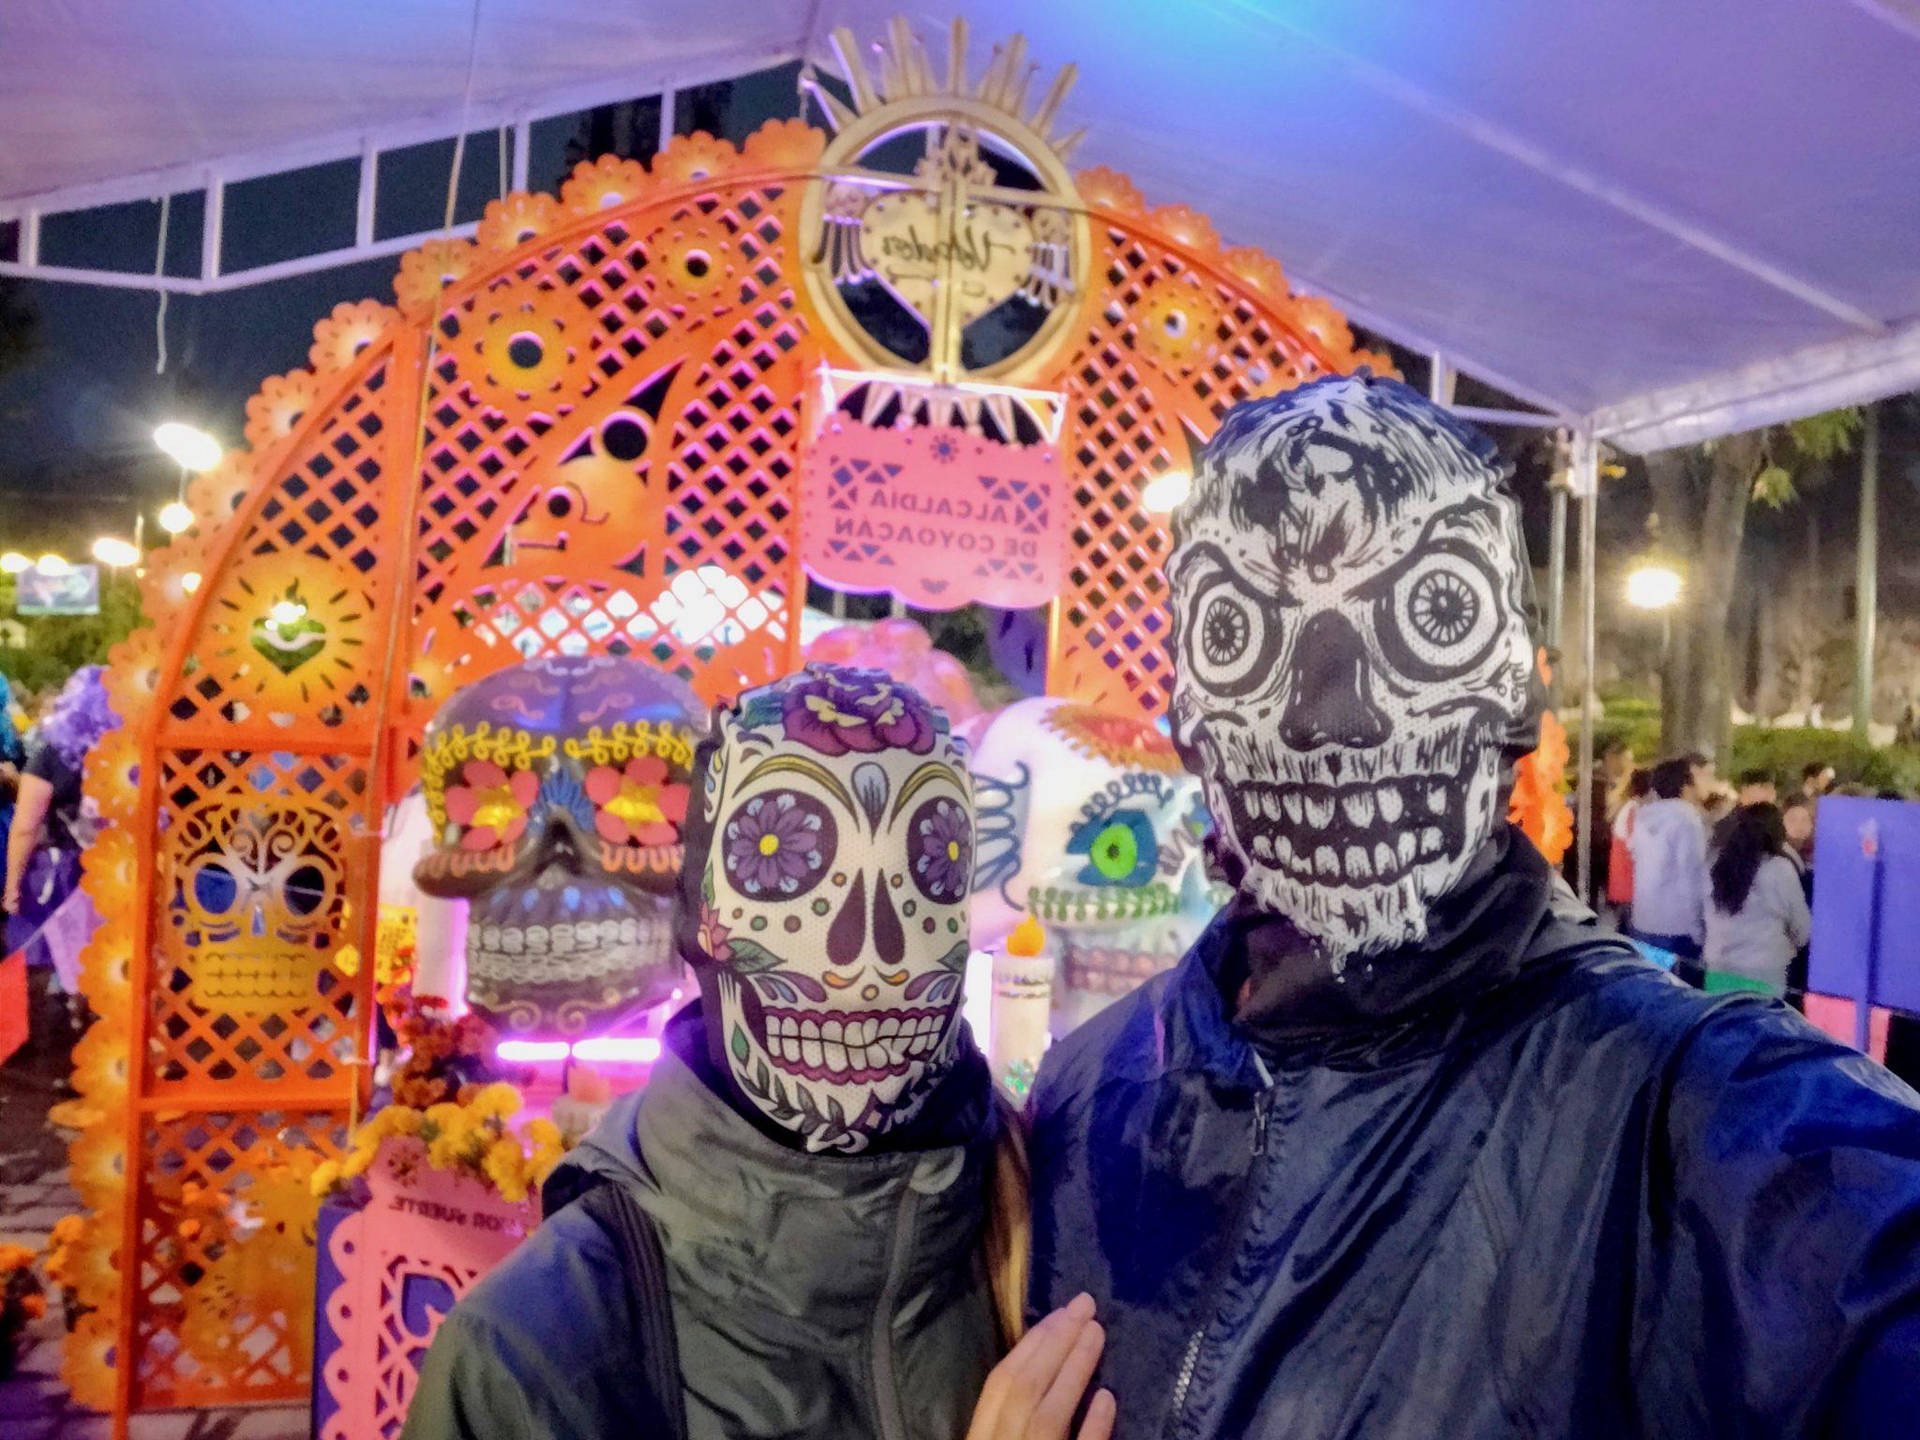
[752,1007,948,1082]
[1226,770,1471,888]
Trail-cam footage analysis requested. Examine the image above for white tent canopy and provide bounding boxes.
[2,0,1918,451]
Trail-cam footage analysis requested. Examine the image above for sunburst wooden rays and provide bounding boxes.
[804,17,1086,159]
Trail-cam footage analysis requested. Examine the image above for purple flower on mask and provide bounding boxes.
[910,795,972,904]
[723,790,834,897]
[781,668,936,757]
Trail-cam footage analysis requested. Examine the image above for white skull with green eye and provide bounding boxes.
[968,697,1221,1034]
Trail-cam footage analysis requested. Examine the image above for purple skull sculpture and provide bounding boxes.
[413,655,707,1037]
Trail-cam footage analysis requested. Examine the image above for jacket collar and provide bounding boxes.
[1159,825,1598,1081]
[550,1005,993,1337]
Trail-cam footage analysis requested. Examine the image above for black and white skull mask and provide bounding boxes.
[1168,375,1542,963]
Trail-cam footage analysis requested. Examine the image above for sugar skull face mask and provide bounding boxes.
[685,665,974,1154]
[1168,376,1542,963]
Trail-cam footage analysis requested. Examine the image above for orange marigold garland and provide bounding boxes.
[1509,708,1574,866]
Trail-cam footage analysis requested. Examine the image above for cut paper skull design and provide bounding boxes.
[687,665,973,1154]
[413,656,705,1037]
[968,697,1221,1034]
[1169,375,1542,963]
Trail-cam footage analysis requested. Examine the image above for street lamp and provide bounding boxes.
[153,422,223,474]
[157,501,195,536]
[1140,469,1193,514]
[35,553,70,576]
[1625,563,1682,611]
[0,553,28,575]
[92,537,141,569]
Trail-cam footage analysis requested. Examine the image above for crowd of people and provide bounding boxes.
[0,665,116,1042]
[1572,740,1920,1081]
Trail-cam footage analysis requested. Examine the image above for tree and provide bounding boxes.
[1649,410,1859,760]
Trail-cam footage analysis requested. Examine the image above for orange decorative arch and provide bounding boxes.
[64,112,1383,1414]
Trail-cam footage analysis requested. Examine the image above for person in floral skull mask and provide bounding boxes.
[409,664,1118,1440]
[683,664,979,1151]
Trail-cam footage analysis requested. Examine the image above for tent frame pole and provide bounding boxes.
[1573,430,1599,902]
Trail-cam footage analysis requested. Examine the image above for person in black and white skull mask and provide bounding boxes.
[1024,374,1920,1439]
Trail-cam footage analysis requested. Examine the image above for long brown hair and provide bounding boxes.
[981,1086,1031,1350]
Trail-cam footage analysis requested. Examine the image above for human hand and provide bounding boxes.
[966,1292,1116,1440]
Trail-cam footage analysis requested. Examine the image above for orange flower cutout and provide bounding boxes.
[1285,293,1357,355]
[81,828,139,898]
[85,727,142,825]
[651,131,737,188]
[394,237,479,319]
[743,117,825,171]
[104,627,164,720]
[476,192,562,253]
[309,299,397,373]
[1077,167,1146,215]
[1223,247,1288,301]
[646,216,739,303]
[1148,205,1221,257]
[64,1312,120,1411]
[68,1128,128,1212]
[186,452,256,529]
[244,369,323,451]
[560,155,652,215]
[77,926,134,1012]
[1138,279,1225,373]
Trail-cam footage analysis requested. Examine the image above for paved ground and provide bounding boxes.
[0,986,308,1439]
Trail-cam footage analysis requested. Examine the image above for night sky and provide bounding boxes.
[0,67,799,549]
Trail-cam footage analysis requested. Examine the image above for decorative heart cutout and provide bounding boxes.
[862,193,1034,328]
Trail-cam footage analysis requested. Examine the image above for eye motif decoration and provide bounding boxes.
[1068,809,1160,888]
[721,789,837,899]
[1183,566,1276,698]
[909,795,973,905]
[1374,546,1504,680]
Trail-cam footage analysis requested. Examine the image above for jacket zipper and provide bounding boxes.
[1165,1068,1280,1435]
[871,1179,922,1440]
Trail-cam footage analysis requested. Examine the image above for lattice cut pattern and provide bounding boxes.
[131,1109,343,1408]
[1050,211,1377,716]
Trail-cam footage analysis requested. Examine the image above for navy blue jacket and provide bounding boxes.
[1029,833,1920,1438]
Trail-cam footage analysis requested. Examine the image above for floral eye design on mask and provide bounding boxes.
[1168,375,1543,964]
[690,665,974,1154]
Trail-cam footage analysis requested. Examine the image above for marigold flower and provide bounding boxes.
[309,1159,342,1197]
[22,1292,46,1320]
[468,1082,523,1121]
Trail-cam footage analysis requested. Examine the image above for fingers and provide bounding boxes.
[967,1294,1109,1440]
[1029,1314,1106,1440]
[1078,1389,1117,1440]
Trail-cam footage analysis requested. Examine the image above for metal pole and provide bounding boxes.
[1854,402,1881,744]
[1574,431,1599,903]
[1546,484,1568,653]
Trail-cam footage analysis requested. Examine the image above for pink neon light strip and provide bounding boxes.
[493,1036,662,1065]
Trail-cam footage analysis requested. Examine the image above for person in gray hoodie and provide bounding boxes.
[1704,803,1812,995]
[1624,755,1708,975]
[403,666,1113,1440]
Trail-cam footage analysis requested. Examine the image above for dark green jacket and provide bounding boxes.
[404,1017,1001,1440]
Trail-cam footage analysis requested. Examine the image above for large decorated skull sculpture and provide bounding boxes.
[682,665,974,1154]
[968,697,1220,1034]
[1169,374,1542,962]
[413,655,706,1037]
